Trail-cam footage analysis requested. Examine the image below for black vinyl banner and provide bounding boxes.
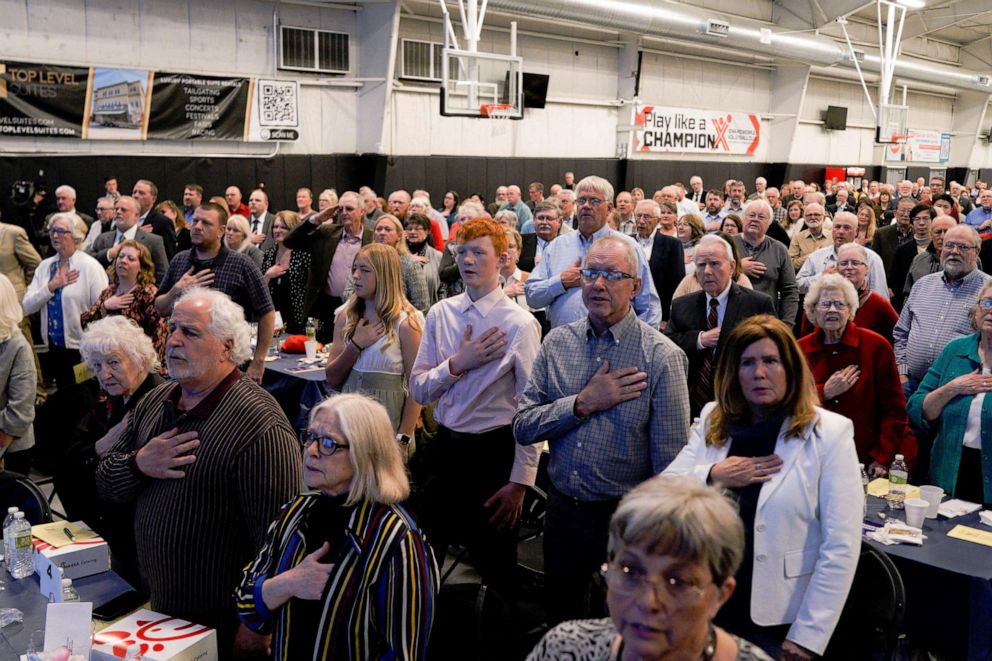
[0,61,90,137]
[147,73,250,140]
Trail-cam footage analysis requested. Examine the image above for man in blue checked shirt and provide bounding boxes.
[513,235,689,627]
[524,175,662,329]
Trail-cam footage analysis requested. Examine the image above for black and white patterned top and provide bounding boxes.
[526,618,773,661]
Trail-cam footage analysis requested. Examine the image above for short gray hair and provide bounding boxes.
[743,198,773,221]
[587,235,636,274]
[575,176,614,206]
[609,474,744,585]
[55,185,76,199]
[494,209,518,227]
[80,316,160,374]
[696,234,734,261]
[836,242,868,264]
[558,189,575,202]
[175,287,252,364]
[47,212,87,242]
[803,272,860,319]
[635,199,661,217]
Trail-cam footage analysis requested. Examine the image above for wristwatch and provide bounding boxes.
[396,433,411,446]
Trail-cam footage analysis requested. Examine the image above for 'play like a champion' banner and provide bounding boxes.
[0,60,299,142]
[632,104,760,155]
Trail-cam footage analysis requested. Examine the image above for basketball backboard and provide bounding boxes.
[440,48,523,119]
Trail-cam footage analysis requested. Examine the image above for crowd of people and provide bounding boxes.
[0,170,990,660]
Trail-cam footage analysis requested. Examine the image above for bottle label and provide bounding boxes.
[14,534,30,550]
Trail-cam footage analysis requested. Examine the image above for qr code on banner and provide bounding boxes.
[258,80,298,127]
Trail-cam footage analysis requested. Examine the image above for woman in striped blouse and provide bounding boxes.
[235,393,439,660]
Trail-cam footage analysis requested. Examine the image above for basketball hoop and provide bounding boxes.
[481,103,514,136]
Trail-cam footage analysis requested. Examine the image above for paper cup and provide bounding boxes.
[904,498,928,529]
[918,485,944,519]
[304,340,318,361]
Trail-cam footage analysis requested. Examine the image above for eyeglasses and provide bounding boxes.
[980,298,992,310]
[581,269,635,283]
[576,197,605,207]
[602,561,708,609]
[913,215,933,223]
[816,300,849,310]
[943,242,976,253]
[534,215,558,223]
[48,228,71,236]
[837,260,866,268]
[300,430,350,457]
[634,213,657,221]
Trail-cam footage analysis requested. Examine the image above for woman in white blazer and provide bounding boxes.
[664,315,862,660]
[23,212,108,392]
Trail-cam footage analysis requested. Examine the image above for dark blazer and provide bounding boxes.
[519,233,538,273]
[648,233,684,323]
[139,210,178,259]
[872,223,909,288]
[248,211,276,253]
[826,202,851,215]
[889,239,924,311]
[87,229,169,287]
[764,219,791,247]
[283,220,373,315]
[666,283,776,415]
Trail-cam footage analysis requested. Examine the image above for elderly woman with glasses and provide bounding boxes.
[908,280,992,507]
[23,212,108,393]
[799,273,916,478]
[664,316,861,659]
[527,474,771,661]
[236,393,439,660]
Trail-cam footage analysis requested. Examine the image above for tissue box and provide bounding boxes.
[91,609,217,661]
[31,526,110,580]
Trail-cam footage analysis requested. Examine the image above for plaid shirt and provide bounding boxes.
[513,309,690,500]
[160,245,273,321]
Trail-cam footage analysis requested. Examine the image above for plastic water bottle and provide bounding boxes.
[860,463,870,519]
[887,454,908,510]
[2,507,18,568]
[9,513,33,579]
[61,578,79,602]
[124,643,144,660]
[305,318,317,341]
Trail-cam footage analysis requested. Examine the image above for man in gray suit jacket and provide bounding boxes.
[87,196,169,286]
[247,189,276,253]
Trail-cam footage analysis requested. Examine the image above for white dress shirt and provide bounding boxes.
[410,285,542,485]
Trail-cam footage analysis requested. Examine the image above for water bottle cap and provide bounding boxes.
[13,512,24,519]
[61,578,72,587]
[895,454,904,460]
[6,507,17,514]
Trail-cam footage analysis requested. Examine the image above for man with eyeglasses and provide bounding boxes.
[796,211,888,299]
[733,199,799,328]
[497,185,533,232]
[906,214,956,298]
[515,235,689,626]
[894,224,991,397]
[633,199,683,327]
[282,191,372,343]
[96,287,301,656]
[787,203,832,272]
[765,187,787,228]
[964,188,992,232]
[667,235,775,416]
[874,196,917,292]
[87,195,169,287]
[82,196,118,251]
[526,175,662,330]
[888,204,940,311]
[558,189,578,230]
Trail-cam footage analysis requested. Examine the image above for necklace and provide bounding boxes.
[613,624,717,661]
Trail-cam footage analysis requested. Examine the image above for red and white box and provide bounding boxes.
[31,524,110,580]
[91,609,217,661]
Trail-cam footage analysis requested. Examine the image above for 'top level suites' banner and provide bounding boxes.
[633,105,761,155]
[0,62,90,137]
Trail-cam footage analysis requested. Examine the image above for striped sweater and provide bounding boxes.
[235,494,439,660]
[94,372,303,634]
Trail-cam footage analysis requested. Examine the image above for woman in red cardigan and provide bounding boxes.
[799,272,917,478]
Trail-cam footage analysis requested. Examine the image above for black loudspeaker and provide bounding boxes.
[522,73,550,109]
[824,105,848,131]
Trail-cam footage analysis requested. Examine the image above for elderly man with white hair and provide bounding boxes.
[733,199,800,328]
[796,211,888,299]
[498,184,534,231]
[48,184,95,229]
[95,287,302,656]
[526,176,662,329]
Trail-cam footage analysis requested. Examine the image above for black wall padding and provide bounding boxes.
[0,154,906,227]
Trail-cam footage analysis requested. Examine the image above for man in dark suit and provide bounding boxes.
[873,196,916,293]
[246,189,276,252]
[283,191,373,342]
[131,179,178,259]
[826,188,852,216]
[667,234,776,415]
[87,195,169,286]
[633,199,684,329]
[558,189,577,230]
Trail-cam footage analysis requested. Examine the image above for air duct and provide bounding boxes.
[485,0,992,94]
